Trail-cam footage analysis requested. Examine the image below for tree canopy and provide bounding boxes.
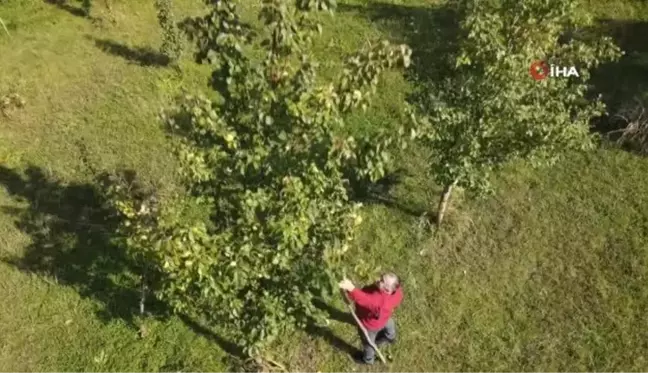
[106,0,412,359]
[413,0,622,224]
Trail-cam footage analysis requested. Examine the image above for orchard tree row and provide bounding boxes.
[101,0,620,365]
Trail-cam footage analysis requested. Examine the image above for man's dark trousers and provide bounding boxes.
[359,317,396,364]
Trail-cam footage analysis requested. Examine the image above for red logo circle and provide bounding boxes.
[529,61,549,81]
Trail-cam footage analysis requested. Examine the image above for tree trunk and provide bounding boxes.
[436,179,458,226]
[139,273,147,315]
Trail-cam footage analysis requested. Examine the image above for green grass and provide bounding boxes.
[1,0,648,371]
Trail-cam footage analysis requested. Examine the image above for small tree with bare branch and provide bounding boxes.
[608,98,648,155]
[154,0,183,63]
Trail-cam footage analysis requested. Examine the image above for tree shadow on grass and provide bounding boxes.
[179,312,361,369]
[337,1,460,90]
[0,165,170,327]
[347,167,428,218]
[92,37,170,67]
[43,0,87,18]
[180,296,363,363]
[0,165,299,368]
[45,0,87,18]
[178,317,300,371]
[305,318,361,358]
[178,314,247,368]
[0,168,367,367]
[312,298,355,326]
[590,19,648,135]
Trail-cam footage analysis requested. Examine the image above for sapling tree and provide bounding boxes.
[414,0,621,225]
[102,170,163,317]
[154,0,183,63]
[108,0,411,361]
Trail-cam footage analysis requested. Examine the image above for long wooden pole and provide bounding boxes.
[340,289,387,364]
[0,18,10,37]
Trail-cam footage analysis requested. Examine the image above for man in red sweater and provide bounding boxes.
[339,272,403,364]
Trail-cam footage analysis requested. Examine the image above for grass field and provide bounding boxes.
[1,0,648,371]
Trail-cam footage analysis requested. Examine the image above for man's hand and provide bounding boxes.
[338,278,355,292]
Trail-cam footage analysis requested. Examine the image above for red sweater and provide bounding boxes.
[348,285,403,331]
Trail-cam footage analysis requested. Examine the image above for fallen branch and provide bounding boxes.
[263,356,287,371]
[244,355,288,373]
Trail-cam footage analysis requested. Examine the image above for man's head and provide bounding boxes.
[378,272,400,294]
